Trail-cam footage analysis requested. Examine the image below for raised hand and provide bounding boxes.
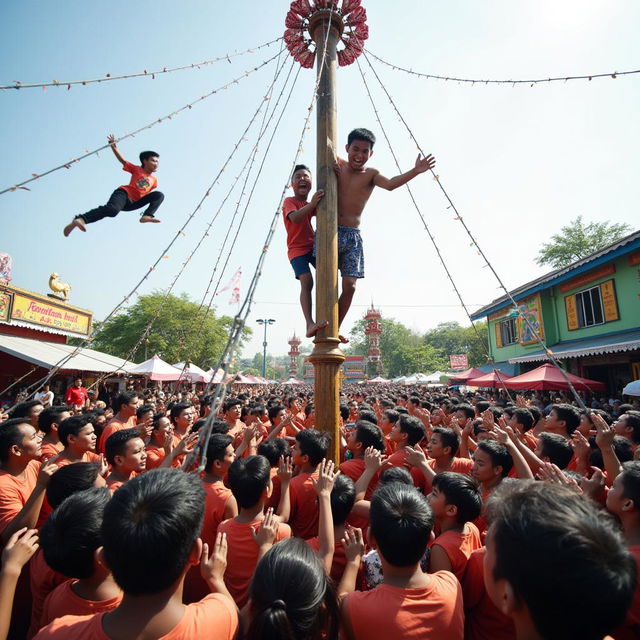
[98,453,109,478]
[1,528,39,574]
[364,446,385,473]
[36,458,59,488]
[414,153,436,174]
[342,527,365,562]
[570,431,591,460]
[405,444,427,468]
[482,409,495,429]
[312,458,340,497]
[251,508,279,549]
[310,190,325,207]
[581,467,605,500]
[591,413,615,450]
[107,134,116,146]
[277,456,293,484]
[200,531,228,585]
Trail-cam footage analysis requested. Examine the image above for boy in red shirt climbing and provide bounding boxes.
[282,164,328,338]
[63,134,163,236]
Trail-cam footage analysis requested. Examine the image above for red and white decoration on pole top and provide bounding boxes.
[284,0,369,69]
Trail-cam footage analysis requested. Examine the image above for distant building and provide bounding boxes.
[470,230,640,392]
[364,303,383,375]
[303,355,365,384]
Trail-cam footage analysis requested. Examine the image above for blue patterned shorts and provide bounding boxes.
[314,226,365,279]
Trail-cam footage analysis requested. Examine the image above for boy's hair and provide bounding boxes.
[370,483,434,567]
[398,415,426,446]
[58,414,93,447]
[619,460,640,505]
[538,432,573,469]
[292,164,311,179]
[339,404,350,421]
[512,408,534,432]
[227,455,272,509]
[357,410,378,425]
[383,409,399,424]
[620,412,640,444]
[330,474,356,526]
[551,403,580,434]
[9,400,43,418]
[41,487,110,579]
[590,435,634,468]
[136,404,154,420]
[169,402,193,423]
[490,482,635,640]
[46,462,101,509]
[223,397,242,413]
[139,150,159,165]
[476,440,513,477]
[204,433,233,472]
[456,404,475,420]
[210,419,230,435]
[379,466,413,486]
[295,429,330,466]
[434,426,462,458]
[527,405,542,424]
[38,405,70,435]
[114,391,139,411]
[268,404,285,421]
[105,428,142,466]
[101,468,204,595]
[432,472,482,524]
[354,420,385,453]
[257,439,290,467]
[0,418,30,462]
[347,128,376,148]
[475,401,491,414]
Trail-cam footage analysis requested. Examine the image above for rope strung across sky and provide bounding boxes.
[0,50,282,196]
[362,50,588,409]
[365,50,640,86]
[0,38,283,90]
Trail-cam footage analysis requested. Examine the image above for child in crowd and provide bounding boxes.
[332,128,436,326]
[384,415,427,490]
[379,408,399,454]
[282,164,328,338]
[38,488,121,630]
[427,427,474,476]
[97,392,139,453]
[63,135,162,237]
[56,415,101,466]
[34,469,238,639]
[145,413,180,469]
[340,483,464,639]
[485,481,635,640]
[427,472,482,579]
[259,438,291,511]
[169,401,196,439]
[38,407,71,461]
[104,428,147,492]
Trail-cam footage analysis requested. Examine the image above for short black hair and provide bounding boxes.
[398,415,426,447]
[590,435,634,469]
[41,487,110,579]
[102,468,204,595]
[46,462,101,509]
[357,410,378,425]
[0,418,33,462]
[370,483,433,567]
[512,408,534,432]
[227,455,272,509]
[347,128,376,148]
[257,438,290,467]
[432,427,460,458]
[490,482,635,640]
[169,402,193,424]
[383,409,399,424]
[204,433,233,472]
[551,403,581,434]
[620,412,640,444]
[330,474,355,526]
[223,397,242,413]
[354,420,385,453]
[9,399,43,419]
[456,404,475,420]
[38,406,70,435]
[295,429,330,466]
[619,460,640,505]
[432,472,482,524]
[379,466,413,486]
[268,404,285,421]
[139,150,159,165]
[136,404,154,420]
[292,164,311,180]
[475,401,491,414]
[105,428,142,467]
[114,391,139,412]
[538,433,573,469]
[58,414,93,447]
[476,440,513,477]
[339,404,350,421]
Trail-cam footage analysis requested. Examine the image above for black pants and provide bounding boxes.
[78,188,164,224]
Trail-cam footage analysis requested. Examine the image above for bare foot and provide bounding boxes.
[339,334,349,344]
[306,320,329,338]
[140,216,161,224]
[63,218,86,237]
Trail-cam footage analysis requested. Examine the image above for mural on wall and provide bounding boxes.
[517,294,544,346]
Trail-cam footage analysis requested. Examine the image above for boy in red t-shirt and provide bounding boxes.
[63,135,163,236]
[282,164,328,338]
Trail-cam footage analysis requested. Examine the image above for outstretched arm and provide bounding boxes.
[373,154,436,191]
[108,134,127,166]
[288,190,324,223]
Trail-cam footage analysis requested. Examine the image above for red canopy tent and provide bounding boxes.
[448,367,484,383]
[503,363,606,391]
[466,370,512,388]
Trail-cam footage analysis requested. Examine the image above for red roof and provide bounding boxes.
[449,367,484,382]
[466,370,512,388]
[503,363,605,391]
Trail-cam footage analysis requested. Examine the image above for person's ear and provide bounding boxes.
[96,547,109,571]
[496,579,517,616]
[265,478,273,499]
[345,144,350,153]
[114,455,124,467]
[188,537,203,566]
[622,497,635,513]
[445,503,457,519]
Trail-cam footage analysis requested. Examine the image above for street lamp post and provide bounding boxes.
[256,319,276,380]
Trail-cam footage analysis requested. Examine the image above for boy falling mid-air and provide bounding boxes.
[63,134,163,237]
[332,128,436,327]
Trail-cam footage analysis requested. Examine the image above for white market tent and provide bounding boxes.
[622,380,640,396]
[367,376,390,384]
[423,371,449,384]
[129,355,182,381]
[172,361,212,383]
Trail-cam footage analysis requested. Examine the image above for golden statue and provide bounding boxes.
[48,272,72,301]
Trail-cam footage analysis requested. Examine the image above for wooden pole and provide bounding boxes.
[308,11,345,465]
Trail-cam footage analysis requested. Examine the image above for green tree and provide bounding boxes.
[424,321,488,368]
[91,292,251,368]
[536,216,632,269]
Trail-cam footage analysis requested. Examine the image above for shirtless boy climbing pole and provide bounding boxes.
[331,128,436,326]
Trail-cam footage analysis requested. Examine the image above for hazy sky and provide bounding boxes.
[1,1,638,364]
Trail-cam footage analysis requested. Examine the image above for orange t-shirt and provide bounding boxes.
[345,572,464,639]
[98,416,137,453]
[40,442,63,462]
[613,545,640,640]
[429,522,483,580]
[461,547,516,640]
[54,452,100,468]
[522,431,538,451]
[119,161,157,202]
[33,592,238,639]
[145,436,181,470]
[427,457,474,477]
[340,457,378,533]
[201,481,233,550]
[0,459,41,535]
[217,518,291,608]
[282,196,315,260]
[40,581,122,630]
[306,536,357,584]
[384,450,426,493]
[28,548,68,639]
[289,470,320,539]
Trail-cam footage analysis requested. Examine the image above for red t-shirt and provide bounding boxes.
[428,522,483,580]
[33,593,238,639]
[613,545,640,640]
[0,459,41,536]
[289,470,320,539]
[64,387,88,408]
[98,416,137,453]
[282,196,315,260]
[383,449,427,493]
[119,161,157,202]
[28,548,68,639]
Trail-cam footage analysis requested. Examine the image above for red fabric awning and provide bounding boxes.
[503,363,605,391]
[449,367,484,383]
[466,370,512,388]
